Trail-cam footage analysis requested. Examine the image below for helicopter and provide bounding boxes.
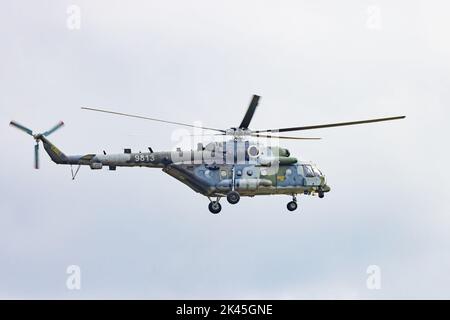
[10,95,405,214]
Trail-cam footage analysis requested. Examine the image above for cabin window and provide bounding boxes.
[247,145,260,158]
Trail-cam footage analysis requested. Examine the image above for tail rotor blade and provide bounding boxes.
[34,143,40,169]
[43,121,64,136]
[10,121,33,136]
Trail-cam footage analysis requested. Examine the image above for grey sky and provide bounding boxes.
[1,0,449,299]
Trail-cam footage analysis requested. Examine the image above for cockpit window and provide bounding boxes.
[313,167,322,177]
[303,165,315,177]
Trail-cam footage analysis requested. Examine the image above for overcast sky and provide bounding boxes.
[1,0,450,299]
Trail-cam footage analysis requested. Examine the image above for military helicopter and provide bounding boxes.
[10,95,405,214]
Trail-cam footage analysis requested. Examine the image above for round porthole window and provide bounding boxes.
[220,170,227,178]
[286,169,292,176]
[247,145,260,158]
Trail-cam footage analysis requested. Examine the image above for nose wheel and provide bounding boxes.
[287,195,298,212]
[287,201,298,211]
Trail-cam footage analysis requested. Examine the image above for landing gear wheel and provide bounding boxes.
[208,201,222,214]
[227,191,240,205]
[318,191,325,199]
[287,201,298,212]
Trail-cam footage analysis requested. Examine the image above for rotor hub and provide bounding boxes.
[225,128,251,140]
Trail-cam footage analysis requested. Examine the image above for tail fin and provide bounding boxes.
[39,136,69,164]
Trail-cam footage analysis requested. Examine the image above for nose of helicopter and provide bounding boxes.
[321,184,331,192]
[316,168,331,192]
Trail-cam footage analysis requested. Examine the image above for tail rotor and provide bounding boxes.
[9,121,34,136]
[10,120,65,169]
[34,142,40,169]
[43,121,65,137]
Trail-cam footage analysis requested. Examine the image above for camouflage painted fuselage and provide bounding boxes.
[41,137,331,198]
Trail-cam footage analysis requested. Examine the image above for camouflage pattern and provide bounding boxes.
[11,94,405,212]
[39,137,331,198]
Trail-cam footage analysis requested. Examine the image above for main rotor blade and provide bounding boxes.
[250,134,321,140]
[185,133,226,137]
[187,132,321,140]
[43,121,65,136]
[239,95,260,129]
[10,121,33,136]
[81,107,226,133]
[34,143,40,169]
[253,116,406,133]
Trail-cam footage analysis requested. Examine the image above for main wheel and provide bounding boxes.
[227,191,240,204]
[287,201,298,212]
[208,201,222,214]
[318,191,325,199]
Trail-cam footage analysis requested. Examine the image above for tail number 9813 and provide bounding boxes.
[134,154,155,162]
